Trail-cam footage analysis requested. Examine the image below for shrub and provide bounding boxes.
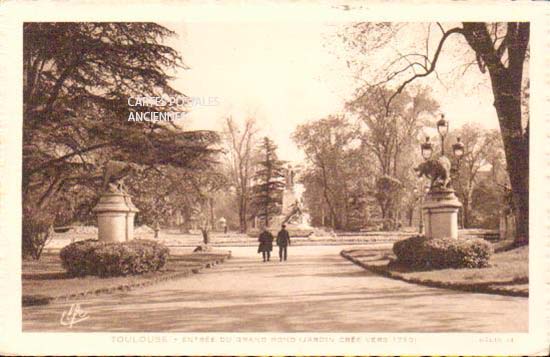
[392,235,492,270]
[60,239,170,277]
[22,206,55,260]
[392,235,428,267]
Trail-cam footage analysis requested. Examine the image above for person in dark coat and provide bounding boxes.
[257,227,274,262]
[276,224,291,261]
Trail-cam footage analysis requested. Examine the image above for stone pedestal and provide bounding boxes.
[422,189,462,239]
[92,193,139,242]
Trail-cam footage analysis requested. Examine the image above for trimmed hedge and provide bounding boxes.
[392,235,492,270]
[60,239,170,277]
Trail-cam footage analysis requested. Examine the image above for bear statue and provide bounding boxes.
[414,156,452,190]
[101,160,143,194]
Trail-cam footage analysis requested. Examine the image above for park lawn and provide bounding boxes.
[22,251,230,305]
[392,245,528,285]
[343,244,528,296]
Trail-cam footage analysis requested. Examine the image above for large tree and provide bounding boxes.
[186,167,228,244]
[23,23,219,258]
[447,125,503,228]
[125,165,226,231]
[249,137,286,227]
[342,22,529,245]
[223,116,259,232]
[293,115,370,230]
[346,86,438,225]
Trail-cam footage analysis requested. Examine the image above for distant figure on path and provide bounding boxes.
[257,226,274,262]
[276,224,291,262]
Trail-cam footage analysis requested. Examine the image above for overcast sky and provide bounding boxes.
[167,21,499,162]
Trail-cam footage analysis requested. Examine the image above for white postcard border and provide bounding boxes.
[0,1,548,355]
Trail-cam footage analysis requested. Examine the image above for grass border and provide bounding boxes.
[340,250,527,298]
[23,252,231,307]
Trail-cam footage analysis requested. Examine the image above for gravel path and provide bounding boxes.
[23,245,527,332]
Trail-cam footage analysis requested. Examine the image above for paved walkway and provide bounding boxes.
[23,245,527,332]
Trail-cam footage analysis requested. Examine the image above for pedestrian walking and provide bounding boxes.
[276,224,291,261]
[257,226,274,262]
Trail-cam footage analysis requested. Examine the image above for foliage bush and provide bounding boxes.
[392,235,492,270]
[22,206,55,260]
[60,239,170,277]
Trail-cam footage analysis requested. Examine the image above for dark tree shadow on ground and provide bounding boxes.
[23,272,69,280]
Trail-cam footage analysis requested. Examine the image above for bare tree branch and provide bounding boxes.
[385,27,464,113]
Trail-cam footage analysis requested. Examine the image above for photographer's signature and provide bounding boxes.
[60,303,89,328]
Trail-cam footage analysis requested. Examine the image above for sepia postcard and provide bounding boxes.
[0,0,549,355]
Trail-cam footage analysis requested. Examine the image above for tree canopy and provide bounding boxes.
[23,22,220,258]
[340,22,529,245]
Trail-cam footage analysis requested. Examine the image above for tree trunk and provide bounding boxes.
[462,197,470,228]
[238,194,248,233]
[320,164,338,229]
[489,74,529,245]
[380,202,387,219]
[460,185,474,228]
[462,22,529,246]
[209,197,214,230]
[201,228,209,244]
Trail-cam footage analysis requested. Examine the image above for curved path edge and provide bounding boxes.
[340,250,528,298]
[23,252,232,307]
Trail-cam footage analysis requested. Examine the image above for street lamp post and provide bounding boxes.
[421,137,433,160]
[417,189,424,234]
[417,113,464,240]
[414,184,430,235]
[420,114,464,169]
[436,114,449,156]
[452,136,464,158]
[452,137,465,228]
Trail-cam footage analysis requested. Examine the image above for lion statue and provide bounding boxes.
[101,160,143,193]
[414,156,452,190]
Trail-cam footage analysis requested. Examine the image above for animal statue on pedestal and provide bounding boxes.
[414,156,452,190]
[101,160,143,194]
